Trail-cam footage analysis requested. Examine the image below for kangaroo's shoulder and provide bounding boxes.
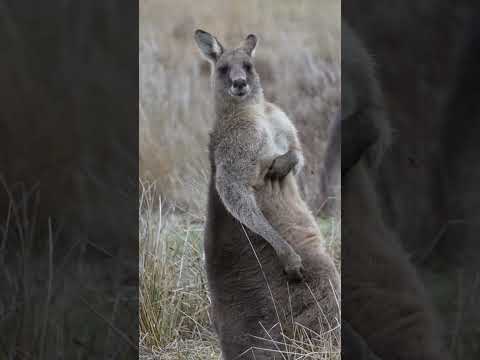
[264,101,297,135]
[264,101,287,119]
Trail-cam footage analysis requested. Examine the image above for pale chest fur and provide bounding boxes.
[256,102,297,159]
[211,101,297,165]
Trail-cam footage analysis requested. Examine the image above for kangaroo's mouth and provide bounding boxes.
[229,86,249,98]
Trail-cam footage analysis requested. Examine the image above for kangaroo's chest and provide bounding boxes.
[257,109,295,158]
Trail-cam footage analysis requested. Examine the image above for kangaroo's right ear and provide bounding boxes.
[194,29,224,62]
[240,34,258,57]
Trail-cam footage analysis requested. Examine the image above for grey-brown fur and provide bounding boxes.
[255,174,340,327]
[196,30,340,358]
[195,29,304,281]
[205,170,340,359]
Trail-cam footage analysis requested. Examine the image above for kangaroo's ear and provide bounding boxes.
[194,29,224,62]
[240,34,258,57]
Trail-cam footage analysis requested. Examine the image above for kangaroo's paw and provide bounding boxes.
[279,250,304,282]
[268,150,299,180]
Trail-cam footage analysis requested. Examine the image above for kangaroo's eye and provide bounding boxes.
[218,65,229,75]
[244,62,252,72]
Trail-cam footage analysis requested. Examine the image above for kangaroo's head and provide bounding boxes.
[194,29,262,103]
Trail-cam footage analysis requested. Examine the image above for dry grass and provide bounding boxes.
[139,181,341,359]
[140,0,340,358]
[139,181,219,359]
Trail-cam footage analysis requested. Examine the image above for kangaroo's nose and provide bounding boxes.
[233,78,247,89]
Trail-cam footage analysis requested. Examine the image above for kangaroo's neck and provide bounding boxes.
[214,91,266,124]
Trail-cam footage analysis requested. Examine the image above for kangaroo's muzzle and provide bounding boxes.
[229,70,250,98]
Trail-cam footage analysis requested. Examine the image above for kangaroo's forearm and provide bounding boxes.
[215,177,292,257]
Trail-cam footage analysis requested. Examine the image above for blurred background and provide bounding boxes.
[0,2,138,359]
[139,0,340,358]
[140,0,340,214]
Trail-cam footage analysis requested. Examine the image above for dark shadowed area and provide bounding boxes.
[0,2,138,358]
[342,0,480,358]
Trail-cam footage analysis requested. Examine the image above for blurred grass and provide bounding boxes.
[140,0,340,214]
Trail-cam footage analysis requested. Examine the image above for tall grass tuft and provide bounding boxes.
[139,181,220,359]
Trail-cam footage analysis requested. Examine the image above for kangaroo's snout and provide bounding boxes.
[232,78,247,90]
[230,70,249,97]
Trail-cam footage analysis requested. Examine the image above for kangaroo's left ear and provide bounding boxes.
[194,29,224,62]
[240,34,258,57]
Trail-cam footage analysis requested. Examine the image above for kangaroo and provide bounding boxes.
[195,29,304,281]
[196,30,340,359]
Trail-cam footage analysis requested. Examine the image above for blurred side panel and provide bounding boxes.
[342,1,480,358]
[0,1,138,358]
